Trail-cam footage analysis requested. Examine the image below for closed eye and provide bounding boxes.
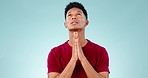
[67,14,72,17]
[77,13,81,15]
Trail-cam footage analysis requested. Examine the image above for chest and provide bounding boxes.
[58,48,100,70]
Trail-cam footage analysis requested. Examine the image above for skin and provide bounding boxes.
[48,8,109,78]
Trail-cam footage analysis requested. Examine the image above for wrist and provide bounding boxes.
[70,57,77,63]
[79,55,86,62]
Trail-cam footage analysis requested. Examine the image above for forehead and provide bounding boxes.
[67,7,83,14]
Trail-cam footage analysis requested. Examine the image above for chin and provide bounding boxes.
[68,27,83,31]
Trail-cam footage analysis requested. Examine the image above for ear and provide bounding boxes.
[85,20,89,27]
[64,21,67,28]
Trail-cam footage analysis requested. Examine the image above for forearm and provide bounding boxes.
[56,58,76,78]
[80,57,106,78]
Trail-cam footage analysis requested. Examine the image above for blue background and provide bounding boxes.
[0,0,148,78]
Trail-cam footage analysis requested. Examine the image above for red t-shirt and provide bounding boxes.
[47,40,110,78]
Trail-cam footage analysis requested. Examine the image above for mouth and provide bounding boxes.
[71,21,78,25]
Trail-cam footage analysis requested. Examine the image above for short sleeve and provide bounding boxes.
[97,48,110,73]
[47,48,61,73]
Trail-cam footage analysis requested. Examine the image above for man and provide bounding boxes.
[47,2,110,78]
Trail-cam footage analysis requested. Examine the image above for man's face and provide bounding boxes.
[64,8,88,31]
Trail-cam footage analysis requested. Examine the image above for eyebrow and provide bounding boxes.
[77,10,82,13]
[67,10,82,14]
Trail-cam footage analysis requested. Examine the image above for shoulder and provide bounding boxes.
[48,41,67,59]
[87,40,106,50]
[86,40,108,56]
[51,41,68,52]
[49,40,70,56]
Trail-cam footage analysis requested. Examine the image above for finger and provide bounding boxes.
[73,42,76,49]
[75,32,78,38]
[74,32,78,41]
[74,38,78,43]
[73,31,78,39]
[76,40,80,51]
[72,43,77,56]
[72,32,76,44]
[73,31,76,39]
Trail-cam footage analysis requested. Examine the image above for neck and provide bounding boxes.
[68,29,87,47]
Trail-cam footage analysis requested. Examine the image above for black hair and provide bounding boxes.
[64,2,88,19]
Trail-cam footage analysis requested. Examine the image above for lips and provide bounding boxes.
[71,21,78,25]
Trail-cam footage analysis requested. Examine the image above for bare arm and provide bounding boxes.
[48,32,109,78]
[48,33,79,78]
[73,31,109,78]
[48,58,77,78]
[80,56,109,78]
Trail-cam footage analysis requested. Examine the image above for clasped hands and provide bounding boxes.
[71,31,85,61]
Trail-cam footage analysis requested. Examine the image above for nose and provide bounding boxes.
[72,15,77,19]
